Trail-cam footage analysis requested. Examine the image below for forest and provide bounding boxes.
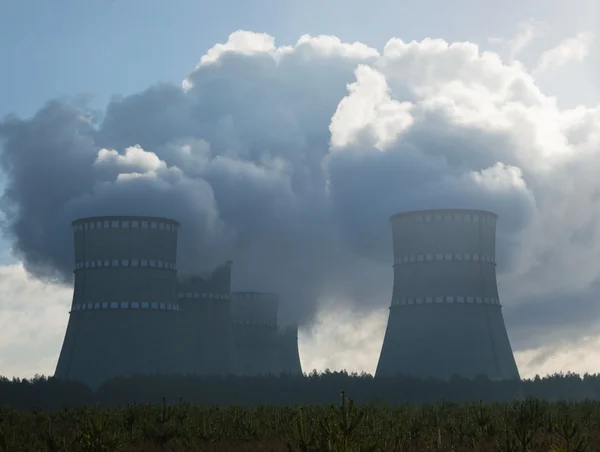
[1,370,600,410]
[3,372,600,450]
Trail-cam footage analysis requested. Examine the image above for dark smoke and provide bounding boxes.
[0,32,547,327]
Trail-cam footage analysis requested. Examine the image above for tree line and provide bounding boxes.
[1,371,598,411]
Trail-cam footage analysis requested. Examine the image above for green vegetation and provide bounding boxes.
[3,372,600,450]
[2,393,600,451]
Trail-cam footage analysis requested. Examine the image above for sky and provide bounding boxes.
[1,0,600,379]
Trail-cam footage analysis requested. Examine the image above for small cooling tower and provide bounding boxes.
[231,291,279,376]
[54,216,182,388]
[177,261,237,375]
[275,324,303,376]
[375,209,520,380]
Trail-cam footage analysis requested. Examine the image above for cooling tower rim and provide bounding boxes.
[232,291,280,299]
[390,208,498,222]
[72,215,180,226]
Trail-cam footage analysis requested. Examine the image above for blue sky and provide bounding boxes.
[1,0,597,119]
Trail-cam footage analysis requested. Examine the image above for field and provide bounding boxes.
[1,393,599,451]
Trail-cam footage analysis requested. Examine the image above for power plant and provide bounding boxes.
[54,216,302,387]
[54,216,183,388]
[54,208,520,387]
[376,209,520,380]
[275,325,303,376]
[231,292,279,376]
[231,292,303,376]
[177,261,238,376]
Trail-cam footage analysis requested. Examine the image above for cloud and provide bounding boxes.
[329,64,414,150]
[0,263,71,378]
[299,302,388,374]
[2,30,600,377]
[515,332,600,379]
[95,145,167,173]
[533,32,594,75]
[489,19,546,62]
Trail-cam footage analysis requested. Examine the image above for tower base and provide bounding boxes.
[55,309,181,389]
[376,304,520,380]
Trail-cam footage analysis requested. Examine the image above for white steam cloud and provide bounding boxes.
[0,30,599,366]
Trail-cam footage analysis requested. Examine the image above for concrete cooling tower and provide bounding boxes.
[275,325,303,376]
[55,216,182,388]
[231,292,303,376]
[375,209,520,381]
[177,261,237,376]
[231,292,280,376]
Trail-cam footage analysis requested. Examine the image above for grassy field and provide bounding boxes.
[1,392,598,451]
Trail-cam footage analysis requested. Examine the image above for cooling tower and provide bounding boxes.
[55,216,182,388]
[231,292,279,376]
[275,325,303,376]
[375,209,520,381]
[177,261,237,375]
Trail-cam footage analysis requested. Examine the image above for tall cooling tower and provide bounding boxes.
[55,216,182,388]
[375,209,520,380]
[177,261,237,375]
[275,325,303,376]
[231,292,279,376]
